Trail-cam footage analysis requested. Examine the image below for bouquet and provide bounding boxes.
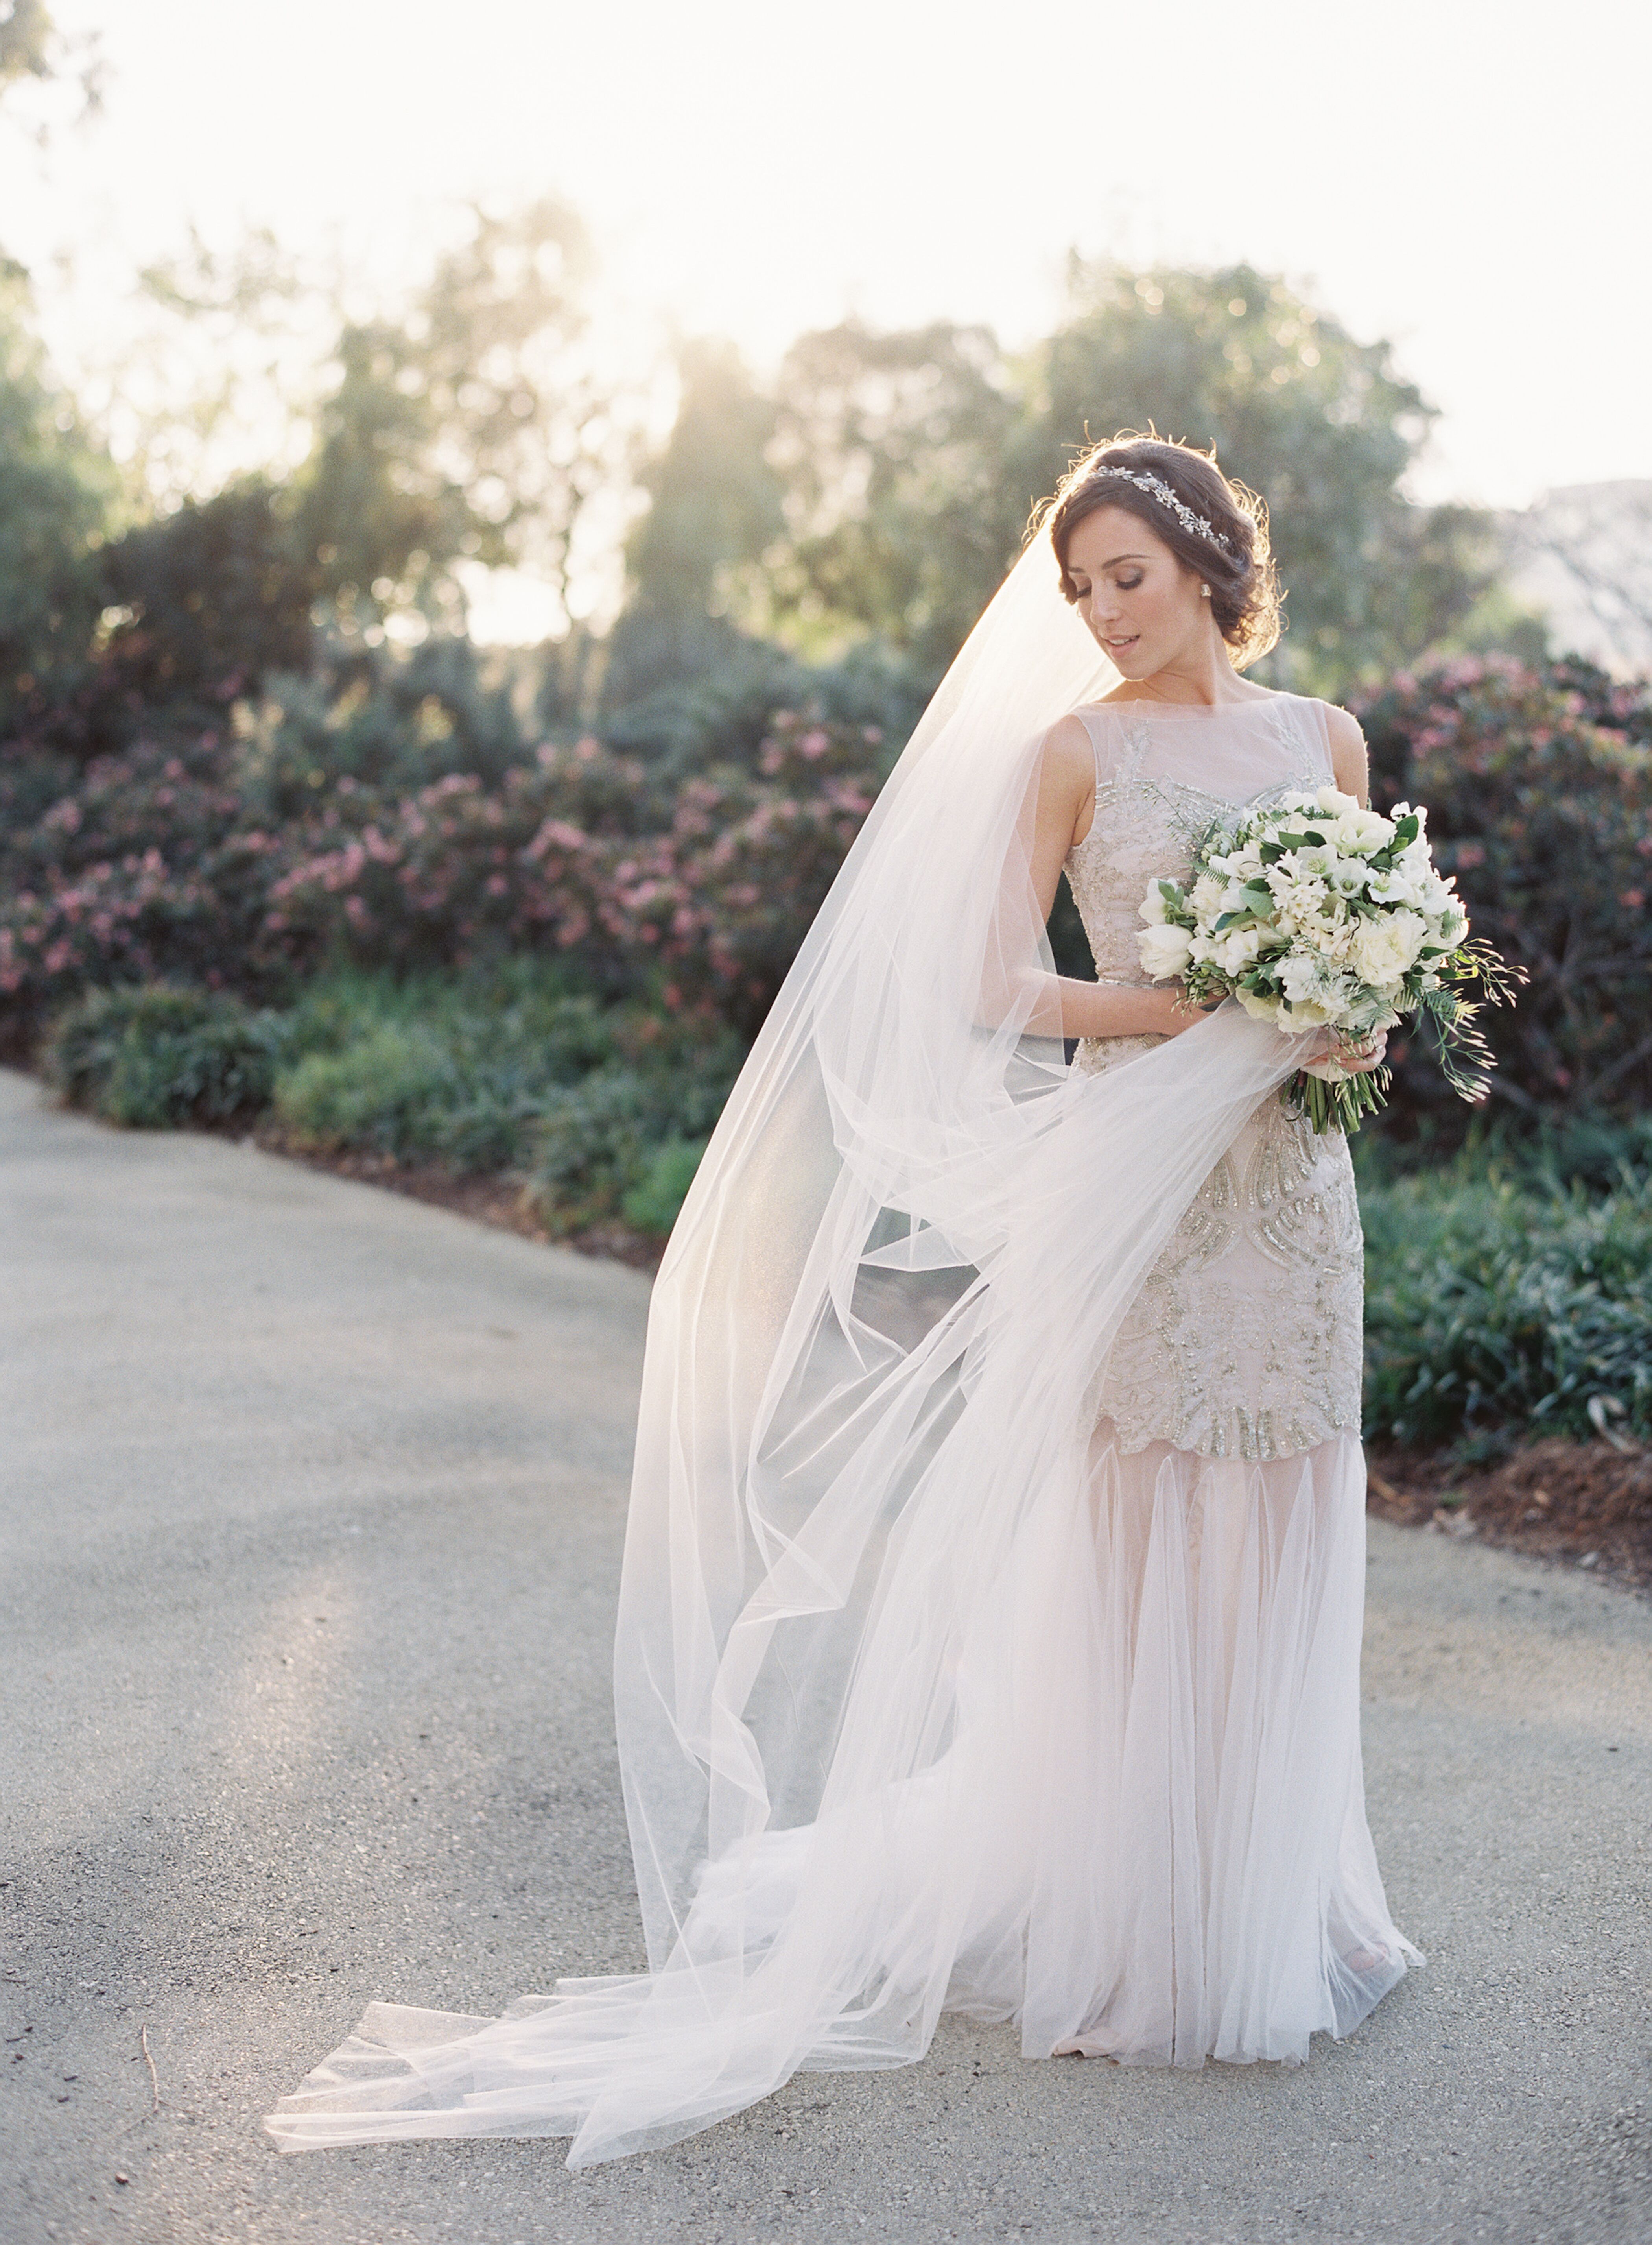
[1137,785,1519,1134]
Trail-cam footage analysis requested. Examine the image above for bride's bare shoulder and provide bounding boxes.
[1040,712,1097,781]
[1316,700,1370,801]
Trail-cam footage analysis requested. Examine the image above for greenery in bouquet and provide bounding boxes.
[1137,785,1521,1134]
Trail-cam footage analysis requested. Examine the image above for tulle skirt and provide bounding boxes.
[267,1426,1415,2161]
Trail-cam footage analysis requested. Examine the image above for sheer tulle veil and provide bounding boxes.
[267,526,1312,2166]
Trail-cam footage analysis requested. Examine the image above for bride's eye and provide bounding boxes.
[1116,574,1143,591]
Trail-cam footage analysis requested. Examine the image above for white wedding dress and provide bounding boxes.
[267,571,1416,2166]
[1028,692,1408,2061]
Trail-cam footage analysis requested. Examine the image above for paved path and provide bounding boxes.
[2,1064,1648,2245]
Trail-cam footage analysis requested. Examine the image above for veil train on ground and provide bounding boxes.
[266,530,1411,2168]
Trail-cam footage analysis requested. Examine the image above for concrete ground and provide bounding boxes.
[2,1062,1648,2245]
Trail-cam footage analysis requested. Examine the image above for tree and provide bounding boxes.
[291,200,612,631]
[602,338,784,709]
[764,319,1023,674]
[0,271,116,739]
[0,1,101,137]
[621,271,1506,700]
[1009,260,1497,690]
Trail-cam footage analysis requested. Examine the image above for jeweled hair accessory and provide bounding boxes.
[1088,466,1237,557]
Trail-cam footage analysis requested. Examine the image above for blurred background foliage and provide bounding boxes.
[1,27,1648,1448]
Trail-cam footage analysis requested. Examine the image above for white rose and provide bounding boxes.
[1328,806,1396,856]
[1138,921,1195,980]
[1314,785,1363,818]
[1351,909,1428,986]
[1139,881,1173,926]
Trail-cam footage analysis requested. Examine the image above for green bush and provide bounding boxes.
[620,1136,707,1236]
[269,963,625,1171]
[1362,1161,1652,1451]
[527,1038,737,1234]
[42,983,286,1128]
[261,962,742,1206]
[271,1022,464,1158]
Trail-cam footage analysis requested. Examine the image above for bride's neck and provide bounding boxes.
[1112,628,1261,710]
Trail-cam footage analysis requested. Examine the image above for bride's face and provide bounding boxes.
[1064,506,1211,679]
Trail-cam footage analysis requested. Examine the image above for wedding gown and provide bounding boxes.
[267,645,1416,2162]
[1041,692,1411,2059]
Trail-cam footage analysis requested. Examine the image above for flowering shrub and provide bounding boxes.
[588,713,882,1035]
[1355,656,1652,1130]
[0,727,297,1043]
[264,711,885,1034]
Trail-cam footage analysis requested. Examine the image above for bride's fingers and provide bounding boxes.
[1335,1030,1388,1074]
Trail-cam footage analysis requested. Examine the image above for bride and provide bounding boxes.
[267,434,1418,2167]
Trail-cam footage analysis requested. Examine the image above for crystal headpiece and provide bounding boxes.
[1086,466,1236,558]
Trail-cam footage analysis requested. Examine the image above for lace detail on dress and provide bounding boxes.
[1062,697,1364,1461]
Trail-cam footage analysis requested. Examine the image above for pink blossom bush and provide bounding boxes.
[1354,655,1652,1126]
[0,708,890,1051]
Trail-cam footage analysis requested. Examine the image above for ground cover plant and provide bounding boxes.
[1359,1147,1652,1452]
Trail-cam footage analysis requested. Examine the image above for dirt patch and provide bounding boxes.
[1367,1436,1652,1591]
[252,1130,667,1273]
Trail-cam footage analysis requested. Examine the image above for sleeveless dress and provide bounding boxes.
[985,689,1415,2064]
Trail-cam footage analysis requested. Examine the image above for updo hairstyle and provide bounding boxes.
[1042,434,1283,669]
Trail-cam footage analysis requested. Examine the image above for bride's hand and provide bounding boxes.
[1314,1027,1388,1075]
[1161,988,1225,1036]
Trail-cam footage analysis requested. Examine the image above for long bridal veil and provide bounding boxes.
[267,529,1309,2167]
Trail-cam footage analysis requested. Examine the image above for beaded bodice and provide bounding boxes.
[1062,695,1365,1462]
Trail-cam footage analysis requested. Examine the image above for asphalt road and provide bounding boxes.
[3,1063,1648,2245]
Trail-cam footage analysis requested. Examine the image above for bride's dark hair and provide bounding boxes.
[1041,433,1283,669]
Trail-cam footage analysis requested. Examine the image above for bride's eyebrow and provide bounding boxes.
[1099,552,1149,569]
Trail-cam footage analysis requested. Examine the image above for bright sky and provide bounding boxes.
[5,0,1648,524]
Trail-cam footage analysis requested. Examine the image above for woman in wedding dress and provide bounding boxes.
[267,435,1417,2167]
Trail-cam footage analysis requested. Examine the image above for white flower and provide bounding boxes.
[1280,953,1329,1005]
[1314,785,1364,818]
[1328,806,1396,856]
[1235,986,1284,1024]
[1191,873,1224,917]
[1215,925,1266,975]
[1366,865,1430,910]
[1138,921,1194,980]
[1138,880,1176,926]
[1350,908,1428,986]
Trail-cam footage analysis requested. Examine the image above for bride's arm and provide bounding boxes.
[987,718,1210,1041]
[1325,704,1371,807]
